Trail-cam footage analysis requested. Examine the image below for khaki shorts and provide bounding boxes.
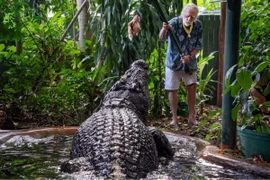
[165,67,197,90]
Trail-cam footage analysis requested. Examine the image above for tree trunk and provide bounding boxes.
[76,0,90,52]
[192,0,197,5]
[15,2,22,55]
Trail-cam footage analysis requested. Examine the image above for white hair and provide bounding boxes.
[181,3,199,18]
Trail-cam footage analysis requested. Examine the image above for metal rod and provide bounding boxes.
[60,0,88,42]
[154,0,183,55]
[154,0,192,74]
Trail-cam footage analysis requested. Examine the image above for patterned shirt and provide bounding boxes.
[161,16,203,71]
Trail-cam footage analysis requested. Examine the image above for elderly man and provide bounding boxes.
[159,3,203,129]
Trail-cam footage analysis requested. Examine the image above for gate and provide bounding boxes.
[198,13,220,105]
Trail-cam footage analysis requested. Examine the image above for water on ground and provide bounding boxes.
[0,134,267,179]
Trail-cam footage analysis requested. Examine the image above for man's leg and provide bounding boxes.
[168,90,179,129]
[165,67,181,129]
[186,83,198,125]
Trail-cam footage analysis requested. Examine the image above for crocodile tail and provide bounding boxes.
[111,160,126,180]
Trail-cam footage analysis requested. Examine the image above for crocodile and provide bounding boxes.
[60,59,173,179]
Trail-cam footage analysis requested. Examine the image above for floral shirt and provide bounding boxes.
[161,16,203,71]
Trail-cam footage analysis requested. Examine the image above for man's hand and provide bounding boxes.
[159,22,171,40]
[181,55,191,64]
[162,22,171,30]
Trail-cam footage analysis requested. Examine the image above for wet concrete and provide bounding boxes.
[201,145,270,177]
[0,126,78,145]
[1,127,270,177]
[165,131,270,178]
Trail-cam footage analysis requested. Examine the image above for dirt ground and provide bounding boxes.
[146,105,222,147]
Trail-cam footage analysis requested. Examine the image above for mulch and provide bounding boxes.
[146,105,222,147]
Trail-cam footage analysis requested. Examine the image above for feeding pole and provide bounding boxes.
[221,0,242,149]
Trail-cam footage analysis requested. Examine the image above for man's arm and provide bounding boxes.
[159,22,171,40]
[189,49,200,58]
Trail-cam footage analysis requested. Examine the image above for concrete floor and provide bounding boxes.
[164,131,270,178]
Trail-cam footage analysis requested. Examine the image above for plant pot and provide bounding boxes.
[237,126,270,162]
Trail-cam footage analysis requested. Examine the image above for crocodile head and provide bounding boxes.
[102,59,149,121]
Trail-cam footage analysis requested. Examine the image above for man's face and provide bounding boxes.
[183,8,197,26]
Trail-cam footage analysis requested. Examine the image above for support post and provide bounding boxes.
[221,0,242,149]
[217,1,226,107]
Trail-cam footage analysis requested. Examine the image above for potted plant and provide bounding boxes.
[224,61,270,162]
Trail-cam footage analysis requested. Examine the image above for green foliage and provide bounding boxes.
[0,0,223,128]
[0,0,185,125]
[0,0,71,42]
[200,109,221,142]
[223,0,270,134]
[148,42,169,117]
[185,0,220,10]
[0,7,114,125]
[0,0,24,41]
[87,0,184,118]
[196,51,218,112]
[225,61,270,134]
[88,0,183,75]
[0,0,225,127]
[204,122,221,140]
[240,0,270,66]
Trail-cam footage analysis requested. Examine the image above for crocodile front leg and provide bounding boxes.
[148,127,174,159]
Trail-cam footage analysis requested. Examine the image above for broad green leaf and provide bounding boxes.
[7,45,16,52]
[0,44,5,51]
[230,83,240,98]
[253,61,269,74]
[209,122,221,132]
[231,104,240,121]
[225,64,237,88]
[236,68,252,92]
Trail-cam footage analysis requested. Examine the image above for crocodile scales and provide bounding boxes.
[60,60,173,179]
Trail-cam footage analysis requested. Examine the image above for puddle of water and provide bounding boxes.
[0,134,267,179]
